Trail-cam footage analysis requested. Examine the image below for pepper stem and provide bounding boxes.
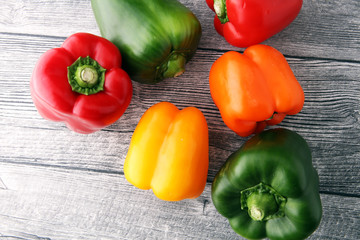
[214,0,229,24]
[80,67,99,86]
[247,192,278,221]
[163,54,186,79]
[157,52,187,81]
[68,56,106,95]
[241,182,287,221]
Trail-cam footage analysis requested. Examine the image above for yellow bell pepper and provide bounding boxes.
[124,102,209,201]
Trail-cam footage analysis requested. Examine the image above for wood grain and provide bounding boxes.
[0,162,359,240]
[0,0,359,239]
[0,0,359,60]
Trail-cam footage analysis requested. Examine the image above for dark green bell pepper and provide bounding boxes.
[91,0,201,84]
[212,128,322,240]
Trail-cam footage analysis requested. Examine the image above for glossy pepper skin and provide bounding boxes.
[205,0,303,48]
[91,0,202,84]
[212,128,322,240]
[209,44,304,137]
[30,33,133,134]
[124,102,209,201]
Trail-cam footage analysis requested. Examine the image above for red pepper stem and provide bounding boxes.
[214,0,229,24]
[68,56,106,95]
[80,67,99,86]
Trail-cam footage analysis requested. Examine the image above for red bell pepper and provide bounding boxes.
[30,33,133,134]
[205,0,303,48]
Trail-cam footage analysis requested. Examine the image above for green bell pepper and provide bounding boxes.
[212,128,322,240]
[91,0,201,84]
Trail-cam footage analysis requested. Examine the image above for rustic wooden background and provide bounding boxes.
[0,0,359,239]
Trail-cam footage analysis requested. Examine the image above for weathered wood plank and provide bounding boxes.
[0,0,359,61]
[0,0,359,238]
[0,33,359,196]
[0,162,359,240]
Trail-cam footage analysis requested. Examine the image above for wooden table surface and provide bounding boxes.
[0,0,359,239]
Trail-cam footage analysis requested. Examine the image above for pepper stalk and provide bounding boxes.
[214,0,229,24]
[68,56,106,95]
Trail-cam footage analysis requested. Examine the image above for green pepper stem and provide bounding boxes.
[156,52,187,80]
[163,54,186,78]
[247,192,278,221]
[241,182,287,221]
[68,56,106,95]
[214,0,229,24]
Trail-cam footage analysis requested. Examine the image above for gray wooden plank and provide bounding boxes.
[0,162,359,240]
[0,0,358,239]
[0,33,359,196]
[0,0,359,61]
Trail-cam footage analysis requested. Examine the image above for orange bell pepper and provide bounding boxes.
[124,102,209,201]
[209,44,304,137]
